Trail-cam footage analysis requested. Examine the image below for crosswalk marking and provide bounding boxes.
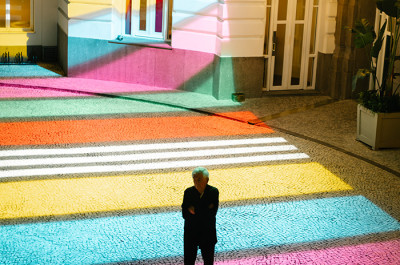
[0,153,309,178]
[1,145,298,167]
[0,137,310,178]
[0,137,286,157]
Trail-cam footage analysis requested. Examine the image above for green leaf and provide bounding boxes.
[371,20,387,58]
[352,69,371,91]
[352,19,376,48]
[376,0,400,18]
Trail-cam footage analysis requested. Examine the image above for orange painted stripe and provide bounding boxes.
[0,112,273,146]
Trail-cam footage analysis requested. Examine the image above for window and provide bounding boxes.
[125,0,172,40]
[0,0,32,30]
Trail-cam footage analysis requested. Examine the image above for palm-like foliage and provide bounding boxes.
[350,0,400,112]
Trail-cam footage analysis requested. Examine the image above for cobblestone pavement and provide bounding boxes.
[0,75,399,265]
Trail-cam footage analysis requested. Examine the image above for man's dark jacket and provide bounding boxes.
[182,184,219,248]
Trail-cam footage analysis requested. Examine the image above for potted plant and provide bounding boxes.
[350,0,400,150]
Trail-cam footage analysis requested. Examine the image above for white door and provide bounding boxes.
[263,0,320,91]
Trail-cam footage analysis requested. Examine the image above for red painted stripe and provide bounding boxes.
[0,112,273,146]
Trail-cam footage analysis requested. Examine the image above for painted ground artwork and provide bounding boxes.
[1,78,400,265]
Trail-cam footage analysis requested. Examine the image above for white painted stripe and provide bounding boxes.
[0,137,287,157]
[1,145,298,167]
[0,153,309,178]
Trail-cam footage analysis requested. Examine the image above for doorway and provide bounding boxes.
[263,0,320,91]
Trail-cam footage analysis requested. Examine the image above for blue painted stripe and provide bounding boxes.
[1,196,399,265]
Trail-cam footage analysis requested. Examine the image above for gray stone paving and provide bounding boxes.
[1,73,400,265]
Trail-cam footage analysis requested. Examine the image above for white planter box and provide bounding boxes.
[357,104,400,150]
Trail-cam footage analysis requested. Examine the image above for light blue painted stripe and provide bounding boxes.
[0,65,61,78]
[1,196,399,265]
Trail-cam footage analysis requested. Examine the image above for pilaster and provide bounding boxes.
[328,0,376,99]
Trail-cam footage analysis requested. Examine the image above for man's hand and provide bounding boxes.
[188,206,195,215]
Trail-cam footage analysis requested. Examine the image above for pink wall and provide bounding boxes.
[67,38,215,94]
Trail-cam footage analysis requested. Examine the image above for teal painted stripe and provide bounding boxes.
[0,65,62,78]
[1,196,399,265]
[0,93,239,118]
[68,37,124,69]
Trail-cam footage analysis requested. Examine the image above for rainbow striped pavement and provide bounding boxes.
[1,78,400,265]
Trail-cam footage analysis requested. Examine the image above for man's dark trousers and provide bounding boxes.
[184,241,215,265]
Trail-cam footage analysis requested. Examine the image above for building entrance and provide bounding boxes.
[263,0,320,91]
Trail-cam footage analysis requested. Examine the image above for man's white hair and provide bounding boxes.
[192,167,209,179]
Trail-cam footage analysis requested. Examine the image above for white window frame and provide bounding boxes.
[373,9,389,91]
[0,0,34,32]
[126,0,170,40]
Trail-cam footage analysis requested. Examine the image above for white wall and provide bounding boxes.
[59,0,114,40]
[41,0,58,46]
[0,0,58,46]
[216,0,265,57]
[171,0,265,57]
[318,0,337,54]
[172,0,338,57]
[171,0,219,54]
[0,0,338,54]
[54,0,338,56]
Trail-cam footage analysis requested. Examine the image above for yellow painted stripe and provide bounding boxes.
[0,162,352,219]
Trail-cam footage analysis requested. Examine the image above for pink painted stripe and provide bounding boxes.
[0,78,173,98]
[214,239,400,265]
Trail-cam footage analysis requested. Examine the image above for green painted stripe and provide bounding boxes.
[0,93,239,119]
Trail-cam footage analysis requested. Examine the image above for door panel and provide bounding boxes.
[139,0,147,31]
[273,24,286,87]
[277,0,288,20]
[264,0,319,91]
[291,23,304,86]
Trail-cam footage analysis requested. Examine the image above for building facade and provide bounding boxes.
[0,0,57,62]
[0,0,376,99]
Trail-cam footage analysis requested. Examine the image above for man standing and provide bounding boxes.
[182,167,219,265]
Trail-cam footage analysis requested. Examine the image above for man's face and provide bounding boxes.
[193,174,208,194]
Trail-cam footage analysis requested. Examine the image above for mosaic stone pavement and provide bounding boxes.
[1,78,400,265]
